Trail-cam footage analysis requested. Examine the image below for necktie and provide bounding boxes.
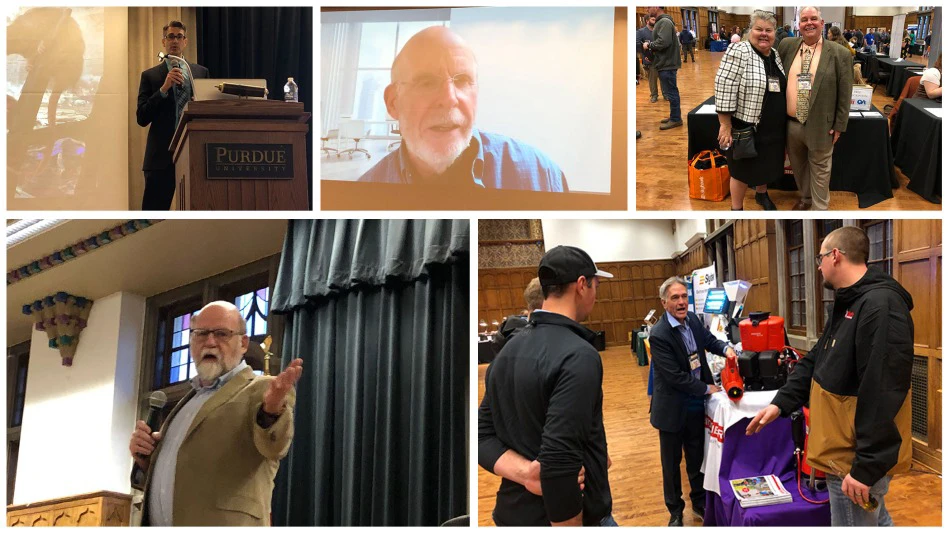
[173,62,191,127]
[796,47,812,123]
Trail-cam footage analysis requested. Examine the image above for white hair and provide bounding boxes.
[750,10,777,30]
[659,276,688,300]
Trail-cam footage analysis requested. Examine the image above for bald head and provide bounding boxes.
[194,300,246,333]
[392,26,477,83]
[384,25,479,179]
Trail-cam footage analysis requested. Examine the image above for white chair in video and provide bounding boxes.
[337,119,371,159]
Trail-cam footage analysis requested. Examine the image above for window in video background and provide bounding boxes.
[7,7,105,198]
[321,7,614,193]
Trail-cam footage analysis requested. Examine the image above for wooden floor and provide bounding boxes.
[635,50,937,211]
[477,346,942,526]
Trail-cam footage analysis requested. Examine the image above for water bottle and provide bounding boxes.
[283,77,298,102]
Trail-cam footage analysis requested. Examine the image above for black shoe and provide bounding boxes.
[755,192,777,210]
[669,514,683,527]
[693,506,705,521]
[650,95,658,103]
[664,96,670,101]
[636,130,642,139]
[660,120,683,130]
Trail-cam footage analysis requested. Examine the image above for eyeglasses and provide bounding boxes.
[815,249,845,267]
[396,73,476,96]
[192,328,244,341]
[164,33,187,41]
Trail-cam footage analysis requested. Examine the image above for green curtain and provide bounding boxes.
[270,219,469,526]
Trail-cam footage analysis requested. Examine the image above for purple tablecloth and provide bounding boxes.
[704,417,831,526]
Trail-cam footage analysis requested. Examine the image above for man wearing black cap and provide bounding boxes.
[650,276,732,526]
[478,245,616,526]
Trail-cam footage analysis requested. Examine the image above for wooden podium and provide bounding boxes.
[7,491,132,526]
[170,99,311,210]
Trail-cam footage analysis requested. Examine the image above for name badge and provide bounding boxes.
[797,73,812,91]
[768,75,781,92]
[688,352,701,375]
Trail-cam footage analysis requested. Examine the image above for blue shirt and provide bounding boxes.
[147,360,248,526]
[357,128,568,192]
[665,312,709,409]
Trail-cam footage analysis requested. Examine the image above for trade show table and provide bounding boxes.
[687,96,898,207]
[702,391,831,527]
[890,97,942,203]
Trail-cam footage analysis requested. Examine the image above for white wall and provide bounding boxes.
[541,219,677,262]
[820,7,846,28]
[449,7,614,193]
[14,291,146,504]
[673,219,708,252]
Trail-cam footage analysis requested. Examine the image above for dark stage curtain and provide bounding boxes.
[195,7,313,207]
[270,220,470,526]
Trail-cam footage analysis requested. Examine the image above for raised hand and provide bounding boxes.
[262,358,303,415]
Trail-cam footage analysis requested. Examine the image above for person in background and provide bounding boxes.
[829,26,855,56]
[730,26,741,44]
[492,277,544,352]
[775,24,789,46]
[680,26,697,63]
[864,30,875,54]
[714,9,785,211]
[645,6,684,131]
[924,31,932,58]
[913,53,942,101]
[637,14,666,103]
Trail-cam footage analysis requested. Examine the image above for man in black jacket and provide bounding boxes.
[649,276,731,527]
[136,20,209,210]
[478,246,615,526]
[747,226,914,526]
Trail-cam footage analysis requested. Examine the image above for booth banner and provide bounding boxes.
[702,390,778,495]
[691,264,717,323]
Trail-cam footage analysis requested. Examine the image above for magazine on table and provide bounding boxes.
[729,474,793,508]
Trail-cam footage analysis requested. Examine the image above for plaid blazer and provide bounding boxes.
[714,40,786,125]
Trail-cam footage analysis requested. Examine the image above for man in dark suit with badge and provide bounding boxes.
[649,276,735,527]
[136,20,209,210]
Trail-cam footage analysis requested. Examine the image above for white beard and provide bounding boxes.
[406,109,473,176]
[412,130,472,175]
[196,356,224,383]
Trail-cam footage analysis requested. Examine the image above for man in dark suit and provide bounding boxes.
[136,20,209,210]
[777,6,852,211]
[649,276,734,527]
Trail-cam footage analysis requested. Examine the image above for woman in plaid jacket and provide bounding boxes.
[714,10,787,211]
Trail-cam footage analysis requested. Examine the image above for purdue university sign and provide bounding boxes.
[206,143,294,179]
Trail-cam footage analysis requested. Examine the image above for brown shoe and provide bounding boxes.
[792,199,812,211]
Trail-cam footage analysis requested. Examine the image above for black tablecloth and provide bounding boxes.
[478,339,499,364]
[891,97,942,203]
[687,96,897,207]
[710,41,728,52]
[878,57,919,96]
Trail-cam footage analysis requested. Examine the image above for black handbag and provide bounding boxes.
[730,125,757,159]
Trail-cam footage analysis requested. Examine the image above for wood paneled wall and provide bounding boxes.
[893,219,942,473]
[734,220,779,316]
[478,267,537,327]
[676,242,709,276]
[478,260,675,347]
[633,7,749,39]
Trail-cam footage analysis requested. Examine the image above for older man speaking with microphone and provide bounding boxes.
[128,301,302,526]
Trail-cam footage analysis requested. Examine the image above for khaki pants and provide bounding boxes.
[786,119,834,210]
[647,64,663,99]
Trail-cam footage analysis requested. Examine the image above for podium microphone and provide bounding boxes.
[130,390,167,487]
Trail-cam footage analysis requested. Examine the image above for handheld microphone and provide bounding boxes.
[130,390,167,487]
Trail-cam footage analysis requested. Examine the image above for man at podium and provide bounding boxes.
[136,21,209,210]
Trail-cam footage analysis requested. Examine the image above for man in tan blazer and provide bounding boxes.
[778,6,853,211]
[128,301,303,526]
